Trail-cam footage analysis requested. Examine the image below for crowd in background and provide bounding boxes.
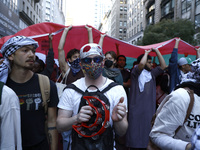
[1,25,200,150]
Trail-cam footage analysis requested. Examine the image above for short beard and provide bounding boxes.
[144,65,151,71]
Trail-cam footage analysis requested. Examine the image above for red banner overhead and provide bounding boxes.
[0,22,197,59]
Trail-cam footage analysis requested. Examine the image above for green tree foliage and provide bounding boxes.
[142,19,195,45]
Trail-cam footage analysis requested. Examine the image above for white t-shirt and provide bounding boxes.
[58,77,127,126]
[0,85,22,150]
[150,88,200,150]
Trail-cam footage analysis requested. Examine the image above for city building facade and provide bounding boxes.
[42,0,65,25]
[0,0,65,38]
[126,0,200,44]
[109,0,127,40]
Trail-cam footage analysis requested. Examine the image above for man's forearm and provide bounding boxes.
[113,115,128,136]
[156,50,166,70]
[48,127,58,150]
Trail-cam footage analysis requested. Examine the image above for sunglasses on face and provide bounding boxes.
[81,56,103,64]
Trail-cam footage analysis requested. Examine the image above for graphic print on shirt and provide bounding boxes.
[187,113,200,129]
[18,93,42,111]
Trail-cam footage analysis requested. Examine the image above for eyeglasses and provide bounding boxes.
[81,56,103,64]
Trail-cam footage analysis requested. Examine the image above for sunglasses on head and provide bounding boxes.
[81,56,103,64]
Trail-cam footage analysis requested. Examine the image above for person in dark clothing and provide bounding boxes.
[102,51,123,85]
[116,55,131,97]
[32,33,55,78]
[1,35,59,150]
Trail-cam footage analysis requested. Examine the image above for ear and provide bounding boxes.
[8,54,14,61]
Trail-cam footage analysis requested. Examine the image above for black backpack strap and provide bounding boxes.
[64,84,84,94]
[101,82,119,93]
[0,81,4,105]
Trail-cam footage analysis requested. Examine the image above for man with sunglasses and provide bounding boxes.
[57,43,128,150]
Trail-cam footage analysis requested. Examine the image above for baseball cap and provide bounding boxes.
[178,57,192,66]
[80,43,104,59]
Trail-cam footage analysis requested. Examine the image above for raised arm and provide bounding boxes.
[85,25,93,43]
[195,47,200,59]
[138,49,152,71]
[43,33,54,78]
[58,26,72,77]
[152,48,167,70]
[98,34,106,47]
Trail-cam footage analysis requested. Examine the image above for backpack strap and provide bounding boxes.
[65,84,84,94]
[175,87,194,133]
[101,82,119,93]
[38,74,50,114]
[65,82,119,95]
[0,81,4,105]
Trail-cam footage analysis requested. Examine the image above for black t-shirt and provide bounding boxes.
[121,68,131,97]
[6,73,59,147]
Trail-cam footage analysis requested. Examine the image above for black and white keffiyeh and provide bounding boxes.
[175,58,200,96]
[191,125,200,150]
[181,58,200,83]
[0,36,39,83]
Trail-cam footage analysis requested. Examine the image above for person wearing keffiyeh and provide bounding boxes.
[1,35,59,150]
[149,58,200,150]
[0,36,38,83]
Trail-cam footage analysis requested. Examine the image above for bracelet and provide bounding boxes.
[48,127,56,130]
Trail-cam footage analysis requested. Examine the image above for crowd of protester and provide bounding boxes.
[0,25,200,150]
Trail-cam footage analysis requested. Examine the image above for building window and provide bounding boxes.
[123,36,126,40]
[196,0,200,5]
[23,1,25,11]
[124,7,127,11]
[124,21,127,26]
[27,6,29,14]
[120,0,123,4]
[30,11,32,19]
[137,13,139,21]
[141,10,143,18]
[119,35,122,40]
[148,3,155,13]
[120,21,123,26]
[181,0,191,14]
[162,2,170,17]
[148,15,153,25]
[119,28,123,33]
[137,25,139,32]
[137,2,140,9]
[124,14,127,19]
[124,28,127,33]
[31,0,33,6]
[120,14,123,18]
[140,22,143,31]
[195,14,200,29]
[120,6,123,11]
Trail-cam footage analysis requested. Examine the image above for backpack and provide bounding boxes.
[38,74,50,114]
[147,87,194,150]
[0,81,4,105]
[65,82,119,150]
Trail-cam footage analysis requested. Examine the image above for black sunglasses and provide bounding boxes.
[81,56,103,64]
